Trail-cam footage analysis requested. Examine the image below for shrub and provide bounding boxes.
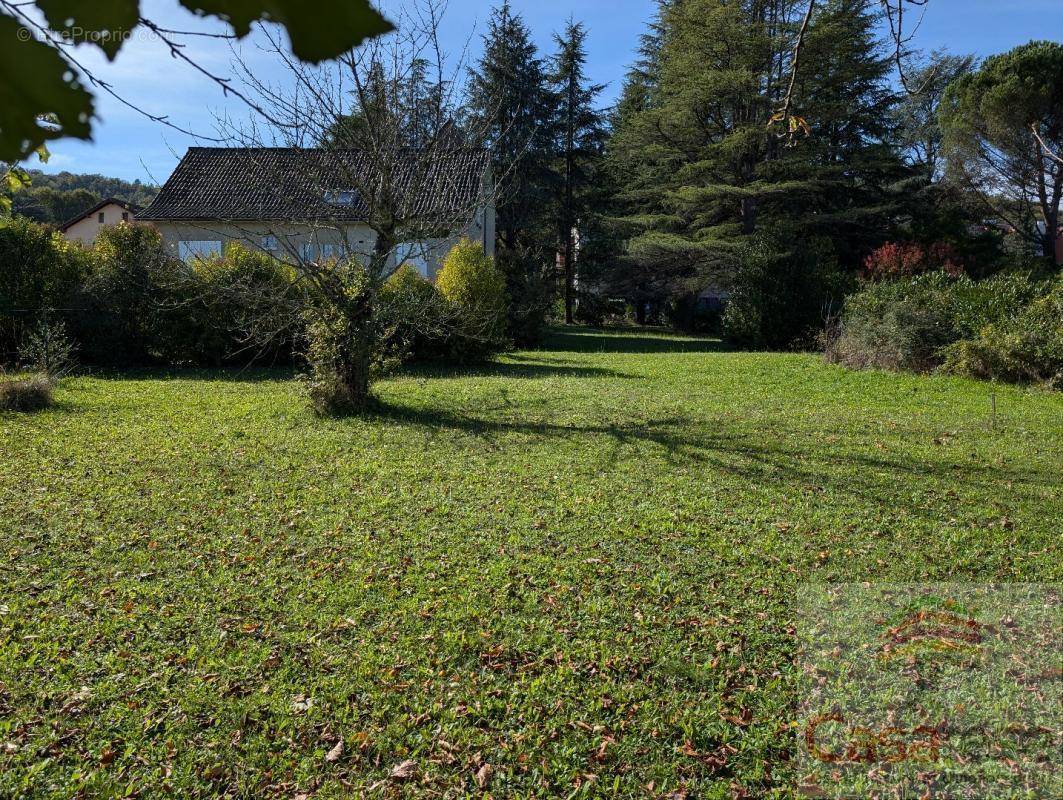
[18,316,76,378]
[0,216,91,361]
[828,272,1061,385]
[862,241,965,281]
[192,243,300,365]
[436,239,506,314]
[74,223,180,365]
[377,263,450,365]
[825,276,959,372]
[0,374,53,412]
[942,278,1063,386]
[723,233,851,350]
[435,239,509,360]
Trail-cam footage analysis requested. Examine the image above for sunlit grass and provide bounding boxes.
[2,327,1059,798]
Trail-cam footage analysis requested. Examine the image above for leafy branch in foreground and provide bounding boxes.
[0,0,393,161]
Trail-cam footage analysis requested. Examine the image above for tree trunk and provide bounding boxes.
[340,314,373,409]
[564,230,575,324]
[741,196,757,235]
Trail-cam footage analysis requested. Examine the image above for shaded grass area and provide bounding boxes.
[1,327,1060,798]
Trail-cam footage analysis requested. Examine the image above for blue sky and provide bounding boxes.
[23,0,1061,183]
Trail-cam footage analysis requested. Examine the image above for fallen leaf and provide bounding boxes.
[325,739,344,762]
[475,762,493,788]
[390,759,417,781]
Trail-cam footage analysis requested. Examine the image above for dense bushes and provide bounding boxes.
[1,219,511,388]
[376,239,509,367]
[722,234,852,350]
[827,271,1062,386]
[942,281,1063,387]
[0,219,300,369]
[0,217,91,361]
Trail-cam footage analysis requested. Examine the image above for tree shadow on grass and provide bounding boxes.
[369,399,1058,520]
[398,359,636,381]
[540,327,729,354]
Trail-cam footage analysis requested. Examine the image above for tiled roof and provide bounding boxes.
[138,147,490,222]
[59,198,142,231]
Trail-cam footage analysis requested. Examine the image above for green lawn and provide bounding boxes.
[2,328,1060,798]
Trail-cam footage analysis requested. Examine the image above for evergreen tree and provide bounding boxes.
[549,20,607,323]
[604,0,917,342]
[467,3,559,342]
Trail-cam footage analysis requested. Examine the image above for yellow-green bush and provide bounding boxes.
[435,239,507,358]
[942,278,1063,387]
[436,239,506,316]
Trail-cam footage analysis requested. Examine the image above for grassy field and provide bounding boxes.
[1,328,1060,798]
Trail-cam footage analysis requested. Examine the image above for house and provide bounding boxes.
[59,198,141,245]
[137,147,495,279]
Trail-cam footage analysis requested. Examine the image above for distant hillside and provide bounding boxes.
[10,170,159,227]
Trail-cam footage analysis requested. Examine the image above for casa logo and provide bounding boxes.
[804,713,944,764]
[878,607,986,661]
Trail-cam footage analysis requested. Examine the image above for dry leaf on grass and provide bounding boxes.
[390,759,417,781]
[474,762,493,788]
[325,739,344,762]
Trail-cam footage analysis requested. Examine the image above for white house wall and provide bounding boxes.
[151,208,494,281]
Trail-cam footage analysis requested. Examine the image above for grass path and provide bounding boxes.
[2,328,1060,798]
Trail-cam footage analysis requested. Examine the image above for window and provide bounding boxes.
[98,212,105,223]
[301,242,317,262]
[262,235,278,251]
[122,212,129,221]
[320,243,340,260]
[178,240,223,261]
[324,189,358,206]
[395,242,431,278]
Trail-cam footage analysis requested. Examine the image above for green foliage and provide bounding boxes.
[12,187,101,226]
[468,3,559,342]
[943,278,1063,387]
[301,269,375,416]
[0,1,392,161]
[6,169,159,225]
[940,41,1063,262]
[0,215,91,359]
[722,233,851,350]
[191,242,299,365]
[178,1,392,62]
[891,50,975,176]
[0,14,94,161]
[436,240,505,313]
[828,272,1060,385]
[18,169,159,206]
[18,315,76,378]
[435,239,509,359]
[377,264,450,364]
[549,19,607,321]
[1,330,1061,795]
[76,222,178,364]
[602,0,914,332]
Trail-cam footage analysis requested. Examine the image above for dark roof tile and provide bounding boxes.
[138,147,490,222]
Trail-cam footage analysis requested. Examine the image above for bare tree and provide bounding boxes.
[185,0,498,411]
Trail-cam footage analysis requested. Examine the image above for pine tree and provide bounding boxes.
[603,0,917,341]
[549,20,607,323]
[467,2,559,341]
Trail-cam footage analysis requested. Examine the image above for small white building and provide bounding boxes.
[59,198,141,245]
